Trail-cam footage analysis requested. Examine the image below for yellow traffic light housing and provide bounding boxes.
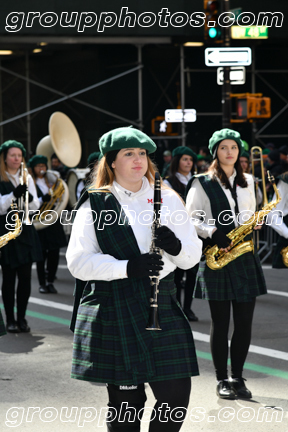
[230,93,271,123]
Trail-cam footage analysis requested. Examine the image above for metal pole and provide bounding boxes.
[180,44,185,146]
[25,52,31,156]
[137,45,143,131]
[251,44,257,146]
[0,60,3,143]
[222,0,231,127]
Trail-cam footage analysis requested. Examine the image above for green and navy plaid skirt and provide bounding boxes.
[194,250,267,302]
[72,276,199,385]
[0,310,6,336]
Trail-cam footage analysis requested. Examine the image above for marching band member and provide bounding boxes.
[0,141,42,333]
[76,151,101,200]
[29,155,67,294]
[186,129,267,400]
[267,172,288,268]
[66,127,202,432]
[164,146,199,321]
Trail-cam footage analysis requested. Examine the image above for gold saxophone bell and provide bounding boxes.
[204,172,281,270]
[280,246,288,267]
[0,203,22,248]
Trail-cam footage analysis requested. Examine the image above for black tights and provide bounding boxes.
[209,299,256,380]
[106,377,191,432]
[36,249,59,285]
[1,263,32,322]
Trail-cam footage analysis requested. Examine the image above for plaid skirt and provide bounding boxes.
[0,309,6,336]
[194,250,267,302]
[71,277,199,385]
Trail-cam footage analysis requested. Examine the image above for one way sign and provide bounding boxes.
[205,47,252,67]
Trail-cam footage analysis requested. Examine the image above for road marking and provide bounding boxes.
[267,290,288,298]
[193,331,288,361]
[28,297,73,312]
[32,264,68,269]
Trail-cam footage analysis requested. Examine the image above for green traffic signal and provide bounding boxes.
[208,28,217,38]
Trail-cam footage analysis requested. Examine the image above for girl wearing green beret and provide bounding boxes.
[163,146,199,322]
[66,127,202,432]
[29,155,67,294]
[0,141,42,333]
[186,128,267,400]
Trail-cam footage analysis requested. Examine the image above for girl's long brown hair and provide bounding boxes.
[208,157,248,188]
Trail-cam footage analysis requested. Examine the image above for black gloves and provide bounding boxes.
[212,229,232,249]
[42,193,51,202]
[13,184,26,198]
[127,253,164,278]
[154,226,182,256]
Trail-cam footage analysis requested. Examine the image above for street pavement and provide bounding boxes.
[0,253,287,431]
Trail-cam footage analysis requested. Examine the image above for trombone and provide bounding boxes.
[251,146,267,250]
[19,162,31,225]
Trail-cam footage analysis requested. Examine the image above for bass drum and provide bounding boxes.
[67,168,90,207]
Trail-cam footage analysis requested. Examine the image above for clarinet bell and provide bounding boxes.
[146,306,162,331]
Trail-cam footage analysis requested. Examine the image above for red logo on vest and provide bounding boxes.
[148,199,163,203]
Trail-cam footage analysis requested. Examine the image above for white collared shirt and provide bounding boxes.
[186,170,256,238]
[0,169,40,215]
[163,171,192,189]
[66,176,202,282]
[267,180,288,238]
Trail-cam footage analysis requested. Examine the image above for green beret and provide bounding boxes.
[99,126,157,155]
[242,140,249,151]
[0,140,26,158]
[172,146,198,161]
[262,148,270,155]
[87,152,101,166]
[208,128,245,158]
[241,151,250,160]
[29,155,48,168]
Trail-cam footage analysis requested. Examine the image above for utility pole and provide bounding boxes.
[222,0,231,127]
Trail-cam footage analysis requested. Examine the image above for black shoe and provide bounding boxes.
[39,285,49,294]
[229,378,252,399]
[6,320,20,333]
[183,309,199,322]
[17,319,30,333]
[46,283,58,294]
[216,380,237,399]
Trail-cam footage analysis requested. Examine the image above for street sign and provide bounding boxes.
[217,67,246,85]
[165,109,197,123]
[205,47,252,67]
[231,26,268,39]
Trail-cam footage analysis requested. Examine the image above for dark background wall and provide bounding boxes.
[0,1,287,167]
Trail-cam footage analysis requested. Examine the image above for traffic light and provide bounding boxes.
[151,116,173,136]
[203,1,222,42]
[230,93,271,122]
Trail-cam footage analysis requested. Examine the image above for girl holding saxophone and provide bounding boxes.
[186,129,267,400]
[66,127,202,432]
[0,140,41,333]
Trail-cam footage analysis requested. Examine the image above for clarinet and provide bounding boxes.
[146,172,162,331]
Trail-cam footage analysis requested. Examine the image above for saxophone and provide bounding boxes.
[281,246,288,267]
[205,173,281,270]
[0,203,21,248]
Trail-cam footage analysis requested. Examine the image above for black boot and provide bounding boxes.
[216,380,236,399]
[229,377,252,398]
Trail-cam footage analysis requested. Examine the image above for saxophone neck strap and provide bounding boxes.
[228,178,240,217]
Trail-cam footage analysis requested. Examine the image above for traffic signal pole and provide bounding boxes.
[222,0,231,127]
